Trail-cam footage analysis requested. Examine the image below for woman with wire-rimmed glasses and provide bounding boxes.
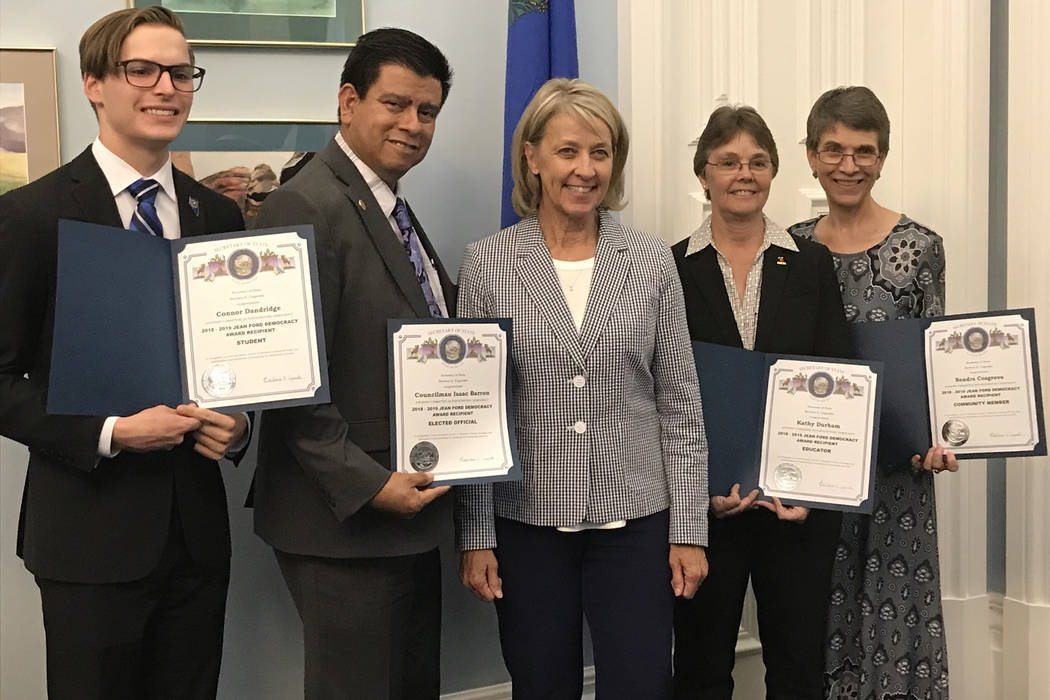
[671,105,851,699]
[789,85,953,700]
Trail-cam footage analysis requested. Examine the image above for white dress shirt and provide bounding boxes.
[334,131,449,316]
[550,255,626,533]
[90,139,248,458]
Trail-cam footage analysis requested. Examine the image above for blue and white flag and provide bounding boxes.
[501,0,579,228]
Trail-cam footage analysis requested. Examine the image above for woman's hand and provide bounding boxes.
[753,497,809,523]
[911,445,959,474]
[460,549,502,602]
[669,544,708,599]
[710,483,760,518]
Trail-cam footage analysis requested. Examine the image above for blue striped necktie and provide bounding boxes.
[392,197,443,317]
[127,178,163,237]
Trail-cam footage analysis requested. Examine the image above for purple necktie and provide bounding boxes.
[392,198,443,317]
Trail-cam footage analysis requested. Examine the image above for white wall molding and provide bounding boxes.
[620,3,994,698]
[796,186,829,222]
[795,0,866,143]
[1004,1,1050,698]
[441,667,595,700]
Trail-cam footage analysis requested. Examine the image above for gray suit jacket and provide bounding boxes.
[454,212,709,551]
[251,139,454,558]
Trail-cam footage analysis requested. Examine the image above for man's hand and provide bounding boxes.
[710,483,760,519]
[175,404,248,461]
[369,471,450,518]
[111,405,201,452]
[911,445,959,474]
[460,549,502,602]
[754,497,810,523]
[669,544,708,599]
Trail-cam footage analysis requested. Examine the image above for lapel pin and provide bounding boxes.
[188,196,199,216]
[776,255,787,266]
[357,199,367,211]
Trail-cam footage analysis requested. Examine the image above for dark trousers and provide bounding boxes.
[35,506,229,700]
[274,547,441,700]
[673,508,841,700]
[494,511,674,700]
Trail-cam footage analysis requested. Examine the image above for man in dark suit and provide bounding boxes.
[251,28,455,699]
[0,8,247,699]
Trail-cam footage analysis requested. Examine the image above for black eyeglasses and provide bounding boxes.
[116,59,205,93]
[816,151,880,167]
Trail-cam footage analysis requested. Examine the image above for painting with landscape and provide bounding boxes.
[0,82,28,194]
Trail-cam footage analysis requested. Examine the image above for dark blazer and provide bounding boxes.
[671,232,851,358]
[251,139,455,559]
[0,147,245,583]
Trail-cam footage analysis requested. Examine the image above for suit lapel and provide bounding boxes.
[173,169,207,238]
[681,246,742,347]
[320,141,432,318]
[514,219,587,370]
[755,245,791,350]
[578,213,629,361]
[68,148,121,227]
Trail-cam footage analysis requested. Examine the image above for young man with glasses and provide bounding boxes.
[0,7,246,699]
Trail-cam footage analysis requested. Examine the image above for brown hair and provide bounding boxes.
[510,78,629,217]
[79,6,190,79]
[692,105,779,182]
[805,86,890,155]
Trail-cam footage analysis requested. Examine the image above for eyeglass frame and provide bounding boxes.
[115,59,206,93]
[704,157,773,174]
[814,150,881,167]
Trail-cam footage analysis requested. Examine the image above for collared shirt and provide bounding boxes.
[334,132,449,316]
[91,139,248,459]
[92,138,180,239]
[683,215,798,350]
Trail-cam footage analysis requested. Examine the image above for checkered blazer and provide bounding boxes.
[454,211,709,551]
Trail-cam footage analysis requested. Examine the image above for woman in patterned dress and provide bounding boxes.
[788,86,958,700]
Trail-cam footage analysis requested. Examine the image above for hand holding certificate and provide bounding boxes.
[389,319,520,485]
[47,220,329,415]
[759,359,880,508]
[925,313,1042,454]
[851,308,1045,461]
[175,228,327,410]
[693,342,882,513]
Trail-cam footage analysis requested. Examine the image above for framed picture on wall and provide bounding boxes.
[129,0,364,48]
[171,119,338,224]
[0,47,60,195]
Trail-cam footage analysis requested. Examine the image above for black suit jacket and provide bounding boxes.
[672,232,851,358]
[251,139,455,559]
[0,147,245,583]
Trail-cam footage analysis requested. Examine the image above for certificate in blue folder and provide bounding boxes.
[694,341,883,513]
[47,219,329,416]
[851,307,1045,462]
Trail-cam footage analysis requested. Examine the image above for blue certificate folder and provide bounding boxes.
[850,307,1045,462]
[47,219,329,416]
[693,341,883,514]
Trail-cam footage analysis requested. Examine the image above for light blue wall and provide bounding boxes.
[0,1,617,696]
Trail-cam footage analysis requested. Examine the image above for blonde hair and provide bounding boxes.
[510,78,629,217]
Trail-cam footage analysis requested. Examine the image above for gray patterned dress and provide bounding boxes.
[789,215,950,700]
